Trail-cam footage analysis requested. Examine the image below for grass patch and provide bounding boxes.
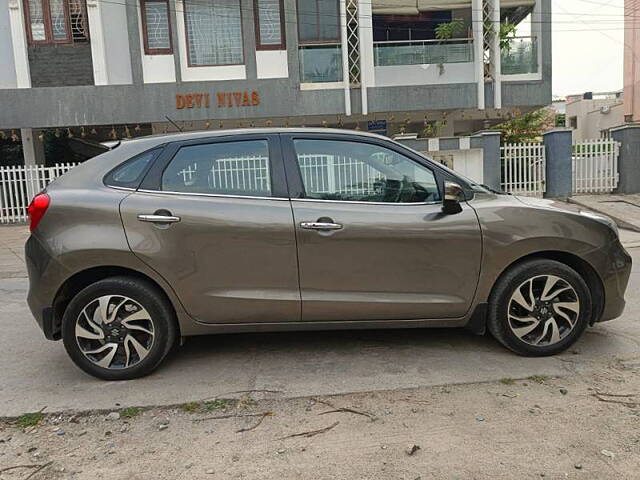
[181,402,201,413]
[527,375,550,384]
[500,378,516,385]
[16,412,44,428]
[120,407,141,418]
[203,399,230,412]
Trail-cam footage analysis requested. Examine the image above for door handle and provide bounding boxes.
[137,214,181,224]
[300,221,343,231]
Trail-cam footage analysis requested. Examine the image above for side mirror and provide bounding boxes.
[442,181,464,214]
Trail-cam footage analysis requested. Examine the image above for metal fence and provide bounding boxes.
[572,138,620,194]
[501,142,547,197]
[0,163,78,224]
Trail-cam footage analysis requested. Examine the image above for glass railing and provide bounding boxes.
[501,36,539,75]
[373,38,473,67]
[299,44,343,83]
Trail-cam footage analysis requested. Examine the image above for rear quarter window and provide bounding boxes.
[104,148,161,189]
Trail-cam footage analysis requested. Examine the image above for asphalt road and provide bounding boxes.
[1,235,639,417]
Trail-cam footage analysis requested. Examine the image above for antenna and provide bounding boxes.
[165,116,183,132]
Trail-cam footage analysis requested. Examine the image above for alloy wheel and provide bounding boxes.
[75,295,155,370]
[507,275,580,347]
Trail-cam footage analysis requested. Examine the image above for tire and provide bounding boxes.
[487,259,592,357]
[62,276,177,380]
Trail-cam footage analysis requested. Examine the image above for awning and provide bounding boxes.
[372,0,535,15]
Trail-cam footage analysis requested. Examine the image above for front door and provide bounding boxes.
[282,135,482,321]
[120,135,300,324]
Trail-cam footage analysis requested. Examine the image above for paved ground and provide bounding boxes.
[1,224,639,418]
[569,194,640,232]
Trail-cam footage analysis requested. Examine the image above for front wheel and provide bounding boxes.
[62,276,177,380]
[487,259,592,356]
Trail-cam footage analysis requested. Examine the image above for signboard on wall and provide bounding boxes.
[175,91,261,109]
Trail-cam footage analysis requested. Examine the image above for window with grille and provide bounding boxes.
[183,0,244,66]
[254,0,285,50]
[141,0,173,54]
[23,0,89,45]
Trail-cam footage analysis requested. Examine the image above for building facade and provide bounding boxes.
[565,91,625,142]
[0,0,551,165]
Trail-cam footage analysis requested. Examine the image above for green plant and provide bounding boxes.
[495,108,555,144]
[16,412,44,428]
[499,22,517,51]
[203,399,230,412]
[120,407,142,418]
[500,378,516,385]
[527,374,550,384]
[435,18,465,41]
[181,402,201,413]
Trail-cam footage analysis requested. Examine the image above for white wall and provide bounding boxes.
[0,0,18,89]
[374,62,475,87]
[256,50,288,79]
[101,0,133,84]
[427,148,484,183]
[137,0,175,83]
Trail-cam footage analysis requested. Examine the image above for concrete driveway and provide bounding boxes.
[1,225,639,417]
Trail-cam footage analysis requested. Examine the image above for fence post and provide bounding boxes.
[611,124,640,194]
[543,128,573,199]
[470,130,502,191]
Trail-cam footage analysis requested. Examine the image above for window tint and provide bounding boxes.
[104,149,159,189]
[293,139,440,203]
[162,140,271,197]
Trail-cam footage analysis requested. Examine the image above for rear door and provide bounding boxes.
[282,133,482,321]
[120,134,300,324]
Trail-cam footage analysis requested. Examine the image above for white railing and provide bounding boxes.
[501,142,546,197]
[298,154,384,196]
[0,163,78,224]
[572,138,619,194]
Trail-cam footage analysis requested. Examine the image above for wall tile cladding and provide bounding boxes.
[28,44,94,87]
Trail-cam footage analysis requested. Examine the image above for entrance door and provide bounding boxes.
[282,135,482,321]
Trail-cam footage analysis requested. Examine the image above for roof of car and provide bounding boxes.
[115,127,387,147]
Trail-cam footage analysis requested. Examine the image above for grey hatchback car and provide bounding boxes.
[25,129,632,380]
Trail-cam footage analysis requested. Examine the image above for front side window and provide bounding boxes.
[293,139,440,203]
[184,0,244,66]
[140,0,173,55]
[296,0,342,82]
[24,0,88,45]
[162,140,272,197]
[254,0,285,49]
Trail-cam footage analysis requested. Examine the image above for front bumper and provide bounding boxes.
[595,237,632,322]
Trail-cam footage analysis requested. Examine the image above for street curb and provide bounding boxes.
[567,197,640,233]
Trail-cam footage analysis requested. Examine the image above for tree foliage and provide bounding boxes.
[435,18,465,40]
[495,108,555,144]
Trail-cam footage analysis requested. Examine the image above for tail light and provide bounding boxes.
[27,193,50,232]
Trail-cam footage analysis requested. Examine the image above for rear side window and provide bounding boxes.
[104,149,160,189]
[161,140,272,197]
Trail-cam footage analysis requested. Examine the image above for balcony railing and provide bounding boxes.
[299,43,343,83]
[501,36,539,75]
[373,38,473,67]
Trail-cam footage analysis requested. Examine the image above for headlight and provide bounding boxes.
[580,210,619,237]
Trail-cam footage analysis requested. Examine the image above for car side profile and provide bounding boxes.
[25,129,632,380]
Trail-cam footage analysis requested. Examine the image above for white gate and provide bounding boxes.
[501,142,546,196]
[572,138,619,194]
[0,163,78,224]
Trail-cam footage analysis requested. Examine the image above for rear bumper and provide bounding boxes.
[25,234,66,340]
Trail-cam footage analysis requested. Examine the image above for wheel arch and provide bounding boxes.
[51,266,182,340]
[490,250,605,326]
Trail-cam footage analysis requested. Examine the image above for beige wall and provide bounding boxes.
[566,98,625,141]
[625,0,640,120]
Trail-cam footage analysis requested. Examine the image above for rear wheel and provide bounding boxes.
[62,276,177,380]
[487,259,591,356]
